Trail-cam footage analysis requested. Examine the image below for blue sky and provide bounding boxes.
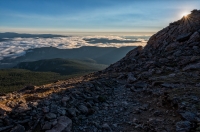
[0,0,200,34]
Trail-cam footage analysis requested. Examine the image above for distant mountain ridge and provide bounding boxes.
[0,32,66,39]
[0,46,136,68]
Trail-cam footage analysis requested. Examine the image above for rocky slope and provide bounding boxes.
[0,10,200,132]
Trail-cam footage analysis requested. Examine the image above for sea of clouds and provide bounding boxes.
[0,35,148,60]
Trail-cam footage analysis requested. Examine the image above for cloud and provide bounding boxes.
[0,35,149,60]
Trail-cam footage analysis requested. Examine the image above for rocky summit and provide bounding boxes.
[1,10,200,132]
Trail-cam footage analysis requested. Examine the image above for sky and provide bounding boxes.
[0,0,200,34]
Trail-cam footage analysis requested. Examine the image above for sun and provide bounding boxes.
[182,12,190,17]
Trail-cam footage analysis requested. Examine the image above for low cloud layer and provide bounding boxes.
[0,35,148,60]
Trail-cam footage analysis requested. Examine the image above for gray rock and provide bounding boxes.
[165,42,178,51]
[0,125,14,131]
[10,124,25,132]
[43,100,51,106]
[196,83,200,87]
[153,110,162,116]
[130,86,136,92]
[29,102,38,108]
[68,108,77,117]
[176,121,191,132]
[16,119,30,124]
[176,32,192,42]
[43,107,50,113]
[183,62,200,71]
[124,46,142,59]
[57,109,66,116]
[42,121,52,130]
[45,113,57,120]
[173,50,182,57]
[139,104,149,111]
[193,46,199,51]
[180,112,196,122]
[102,123,112,131]
[161,83,175,88]
[46,116,72,132]
[134,81,148,88]
[50,104,59,113]
[187,31,200,43]
[0,119,3,127]
[14,103,31,113]
[51,119,57,126]
[78,104,88,114]
[3,117,13,126]
[190,56,200,62]
[127,73,136,84]
[62,96,70,104]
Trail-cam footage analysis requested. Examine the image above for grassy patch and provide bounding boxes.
[14,58,108,75]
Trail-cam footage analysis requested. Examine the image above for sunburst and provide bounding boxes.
[182,12,190,18]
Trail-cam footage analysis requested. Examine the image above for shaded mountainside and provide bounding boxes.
[14,58,107,75]
[0,58,107,93]
[0,46,136,69]
[1,10,200,132]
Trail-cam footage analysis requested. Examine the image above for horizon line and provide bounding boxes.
[0,31,155,36]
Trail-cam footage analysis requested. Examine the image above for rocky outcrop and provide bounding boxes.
[1,10,200,132]
[106,10,200,74]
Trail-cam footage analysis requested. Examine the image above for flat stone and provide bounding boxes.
[62,96,70,102]
[46,116,72,132]
[45,113,57,120]
[180,112,196,122]
[183,62,200,71]
[78,105,88,114]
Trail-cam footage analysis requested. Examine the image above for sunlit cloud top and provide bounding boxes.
[0,36,148,60]
[0,0,200,34]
